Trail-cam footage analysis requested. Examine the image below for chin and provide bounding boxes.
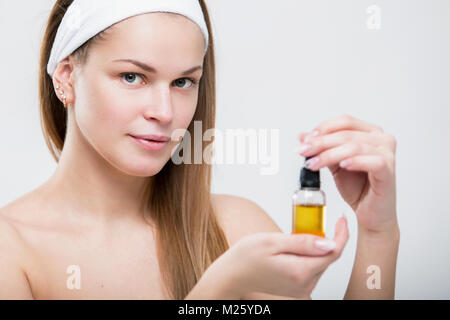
[121,161,166,177]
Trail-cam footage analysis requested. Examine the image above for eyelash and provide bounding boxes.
[119,72,198,89]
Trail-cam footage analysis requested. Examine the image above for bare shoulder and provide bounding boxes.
[0,206,35,299]
[210,193,282,247]
[0,203,29,252]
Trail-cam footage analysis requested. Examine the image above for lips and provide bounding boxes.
[129,134,169,151]
[129,134,170,142]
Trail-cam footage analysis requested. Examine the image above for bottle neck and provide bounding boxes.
[300,186,320,191]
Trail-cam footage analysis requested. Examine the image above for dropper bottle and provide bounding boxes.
[292,156,327,237]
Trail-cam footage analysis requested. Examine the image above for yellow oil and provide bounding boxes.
[292,204,326,237]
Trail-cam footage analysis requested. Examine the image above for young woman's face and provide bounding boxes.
[72,12,205,176]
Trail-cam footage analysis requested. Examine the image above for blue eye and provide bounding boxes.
[119,72,198,89]
[121,73,143,85]
[174,78,198,89]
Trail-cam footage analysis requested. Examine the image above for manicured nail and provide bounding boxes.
[304,130,319,143]
[304,157,319,169]
[339,159,352,168]
[315,239,336,251]
[304,135,313,143]
[296,144,312,154]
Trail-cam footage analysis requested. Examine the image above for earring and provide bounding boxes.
[56,84,67,108]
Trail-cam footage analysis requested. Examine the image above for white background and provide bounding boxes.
[0,0,449,299]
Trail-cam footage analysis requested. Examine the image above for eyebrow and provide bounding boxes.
[112,59,203,76]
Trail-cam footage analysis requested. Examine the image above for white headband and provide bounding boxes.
[47,0,209,78]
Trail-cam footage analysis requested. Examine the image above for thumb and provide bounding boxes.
[333,212,350,252]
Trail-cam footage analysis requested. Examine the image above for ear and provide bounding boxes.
[51,55,78,107]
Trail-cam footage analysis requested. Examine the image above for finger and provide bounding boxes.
[333,214,350,249]
[297,130,395,175]
[337,154,394,184]
[303,142,381,172]
[298,132,310,143]
[271,232,338,256]
[311,214,350,270]
[329,214,350,261]
[298,130,320,143]
[313,114,383,137]
[298,130,390,158]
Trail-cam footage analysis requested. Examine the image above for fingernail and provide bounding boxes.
[305,130,320,143]
[304,157,319,169]
[339,159,352,168]
[294,144,312,154]
[315,239,336,251]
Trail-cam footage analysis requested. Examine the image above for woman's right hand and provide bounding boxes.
[206,215,349,299]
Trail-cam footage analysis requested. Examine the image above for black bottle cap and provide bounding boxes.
[300,156,320,188]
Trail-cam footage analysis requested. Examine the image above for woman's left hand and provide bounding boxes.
[296,114,398,234]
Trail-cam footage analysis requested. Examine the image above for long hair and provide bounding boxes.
[39,0,229,299]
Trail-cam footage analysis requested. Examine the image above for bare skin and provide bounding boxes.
[1,12,342,301]
[2,12,312,300]
[1,12,379,301]
[0,186,167,299]
[0,12,207,299]
[1,189,315,300]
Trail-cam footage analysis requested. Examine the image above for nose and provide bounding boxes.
[143,83,174,123]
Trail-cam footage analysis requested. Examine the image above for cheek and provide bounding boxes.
[75,81,136,166]
[173,95,198,129]
[162,99,198,157]
[77,81,134,138]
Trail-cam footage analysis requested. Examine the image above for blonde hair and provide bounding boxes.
[38,0,229,299]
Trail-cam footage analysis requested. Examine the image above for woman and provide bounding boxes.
[0,0,399,300]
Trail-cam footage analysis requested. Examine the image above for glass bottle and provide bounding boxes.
[292,156,326,237]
